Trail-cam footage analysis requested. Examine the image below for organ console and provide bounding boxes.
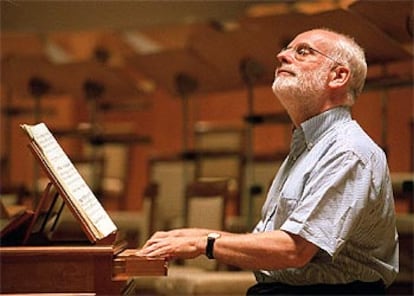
[0,123,167,295]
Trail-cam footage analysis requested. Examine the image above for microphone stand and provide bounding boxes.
[239,58,263,230]
[82,79,105,198]
[174,72,198,227]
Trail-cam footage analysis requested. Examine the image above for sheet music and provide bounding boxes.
[22,123,117,239]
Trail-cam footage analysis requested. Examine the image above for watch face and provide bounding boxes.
[208,232,221,239]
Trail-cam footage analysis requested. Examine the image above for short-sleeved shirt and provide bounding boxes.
[253,107,398,287]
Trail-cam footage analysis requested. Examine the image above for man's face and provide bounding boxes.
[272,30,335,112]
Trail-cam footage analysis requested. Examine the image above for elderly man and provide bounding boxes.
[138,29,398,295]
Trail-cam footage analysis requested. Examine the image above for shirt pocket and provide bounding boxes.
[271,170,308,229]
[273,191,300,228]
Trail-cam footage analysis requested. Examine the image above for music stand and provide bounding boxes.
[126,48,224,95]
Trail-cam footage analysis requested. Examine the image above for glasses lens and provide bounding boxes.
[294,44,312,61]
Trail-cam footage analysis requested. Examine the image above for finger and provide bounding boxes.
[140,245,173,259]
[139,238,171,255]
[141,240,155,249]
[137,243,159,255]
[141,237,164,249]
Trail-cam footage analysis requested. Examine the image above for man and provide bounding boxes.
[137,29,399,295]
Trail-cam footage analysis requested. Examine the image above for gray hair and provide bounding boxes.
[329,31,368,106]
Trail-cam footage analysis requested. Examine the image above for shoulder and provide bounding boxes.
[330,121,390,193]
[335,120,386,165]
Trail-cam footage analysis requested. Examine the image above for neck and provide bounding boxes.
[288,101,343,128]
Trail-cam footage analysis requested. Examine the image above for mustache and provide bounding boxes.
[276,66,297,76]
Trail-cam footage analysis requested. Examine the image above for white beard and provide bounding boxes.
[272,66,329,114]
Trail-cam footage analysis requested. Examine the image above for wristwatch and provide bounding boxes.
[206,232,221,259]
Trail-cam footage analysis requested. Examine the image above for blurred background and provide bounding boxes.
[1,0,413,239]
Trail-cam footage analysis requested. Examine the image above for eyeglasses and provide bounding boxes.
[279,43,343,65]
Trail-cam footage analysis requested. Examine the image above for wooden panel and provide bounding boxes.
[0,246,116,294]
[0,246,167,295]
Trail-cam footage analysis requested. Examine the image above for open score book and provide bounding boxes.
[21,123,117,242]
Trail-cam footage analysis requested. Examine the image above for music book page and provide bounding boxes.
[21,123,117,240]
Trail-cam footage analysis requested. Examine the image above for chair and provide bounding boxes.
[84,142,131,210]
[249,155,284,226]
[193,121,245,179]
[194,121,245,152]
[107,182,159,248]
[184,178,236,270]
[149,154,196,231]
[193,121,246,225]
[185,179,231,229]
[72,155,105,194]
[82,122,136,210]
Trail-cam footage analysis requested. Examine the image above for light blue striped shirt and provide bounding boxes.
[254,107,398,287]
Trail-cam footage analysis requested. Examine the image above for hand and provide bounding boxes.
[136,235,205,260]
[141,228,210,249]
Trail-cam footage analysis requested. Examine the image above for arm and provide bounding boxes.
[213,230,318,270]
[137,228,319,270]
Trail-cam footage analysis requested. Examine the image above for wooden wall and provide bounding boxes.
[124,60,412,210]
[2,51,412,213]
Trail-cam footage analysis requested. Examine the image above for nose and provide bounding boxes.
[277,48,292,65]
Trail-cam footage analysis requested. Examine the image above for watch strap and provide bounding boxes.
[206,236,215,259]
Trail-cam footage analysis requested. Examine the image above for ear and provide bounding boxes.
[328,66,350,89]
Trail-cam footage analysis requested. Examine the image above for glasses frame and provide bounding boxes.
[279,43,344,66]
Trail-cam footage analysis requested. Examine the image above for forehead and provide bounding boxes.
[290,30,339,49]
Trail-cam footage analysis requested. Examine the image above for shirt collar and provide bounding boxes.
[298,106,352,150]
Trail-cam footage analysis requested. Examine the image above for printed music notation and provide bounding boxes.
[21,123,117,240]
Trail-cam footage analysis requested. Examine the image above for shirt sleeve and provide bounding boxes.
[280,149,375,258]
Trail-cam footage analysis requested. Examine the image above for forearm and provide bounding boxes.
[201,230,318,270]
